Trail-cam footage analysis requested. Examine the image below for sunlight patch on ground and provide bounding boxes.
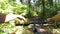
[39,28,47,32]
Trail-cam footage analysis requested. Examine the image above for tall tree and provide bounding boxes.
[26,0,32,18]
[20,0,22,2]
[41,0,45,20]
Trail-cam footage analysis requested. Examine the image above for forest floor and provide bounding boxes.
[29,24,53,34]
[28,16,60,34]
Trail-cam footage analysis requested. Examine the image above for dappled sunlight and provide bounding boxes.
[14,26,24,34]
[53,29,60,34]
[0,25,24,34]
[39,28,47,32]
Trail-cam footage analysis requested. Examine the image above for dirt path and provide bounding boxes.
[38,25,53,34]
[29,16,53,34]
[29,25,53,34]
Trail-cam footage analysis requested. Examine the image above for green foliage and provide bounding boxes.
[25,8,38,19]
[35,0,41,7]
[44,7,57,18]
[0,0,27,14]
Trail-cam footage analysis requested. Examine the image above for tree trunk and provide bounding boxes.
[41,0,45,20]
